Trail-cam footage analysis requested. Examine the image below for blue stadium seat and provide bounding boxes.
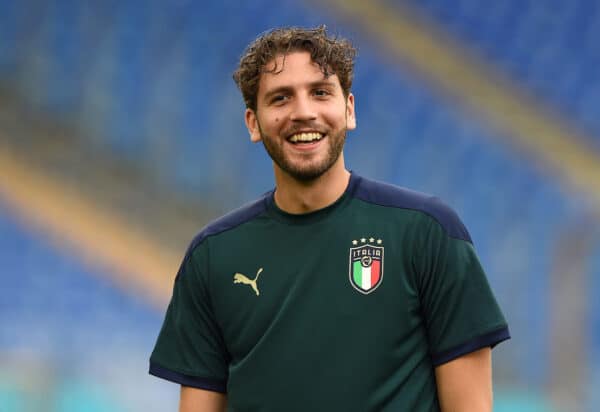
[0,3,598,408]
[0,204,169,408]
[0,1,19,75]
[588,240,600,409]
[401,0,600,144]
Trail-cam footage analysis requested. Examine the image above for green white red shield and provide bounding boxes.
[349,244,384,294]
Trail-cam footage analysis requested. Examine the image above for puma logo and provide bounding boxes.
[233,267,263,296]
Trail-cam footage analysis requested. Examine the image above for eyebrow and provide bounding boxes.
[262,80,338,101]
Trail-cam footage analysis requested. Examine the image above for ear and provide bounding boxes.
[245,108,262,143]
[346,93,356,131]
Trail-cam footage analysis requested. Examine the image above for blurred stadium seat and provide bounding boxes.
[401,0,600,148]
[0,206,176,411]
[0,0,598,411]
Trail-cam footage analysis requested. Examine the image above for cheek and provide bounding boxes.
[323,109,347,125]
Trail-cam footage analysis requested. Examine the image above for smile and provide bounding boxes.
[288,132,324,143]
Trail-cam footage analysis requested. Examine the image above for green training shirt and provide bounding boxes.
[150,173,510,411]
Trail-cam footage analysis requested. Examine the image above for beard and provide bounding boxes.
[258,122,347,182]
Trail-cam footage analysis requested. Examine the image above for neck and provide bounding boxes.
[272,156,351,214]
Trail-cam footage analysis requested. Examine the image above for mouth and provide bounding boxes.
[287,132,325,145]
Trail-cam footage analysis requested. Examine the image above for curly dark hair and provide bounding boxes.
[233,25,357,111]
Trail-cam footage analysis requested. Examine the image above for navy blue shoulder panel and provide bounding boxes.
[174,192,271,279]
[177,192,272,277]
[351,175,472,243]
[189,191,271,249]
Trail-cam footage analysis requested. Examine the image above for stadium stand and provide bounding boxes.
[400,0,600,147]
[0,0,598,410]
[588,240,600,407]
[0,205,176,411]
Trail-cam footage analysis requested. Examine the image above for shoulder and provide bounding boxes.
[351,175,472,243]
[186,191,272,256]
[174,192,272,280]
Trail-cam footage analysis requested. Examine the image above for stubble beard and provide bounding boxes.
[258,122,347,182]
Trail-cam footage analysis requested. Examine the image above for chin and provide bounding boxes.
[285,162,337,182]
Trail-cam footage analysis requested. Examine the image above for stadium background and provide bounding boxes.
[0,0,599,411]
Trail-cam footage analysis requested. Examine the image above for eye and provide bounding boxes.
[271,95,288,105]
[314,89,331,97]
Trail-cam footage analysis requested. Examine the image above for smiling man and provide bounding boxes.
[149,26,510,412]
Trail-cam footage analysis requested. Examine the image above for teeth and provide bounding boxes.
[289,132,323,143]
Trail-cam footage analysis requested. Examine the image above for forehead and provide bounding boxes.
[257,51,340,94]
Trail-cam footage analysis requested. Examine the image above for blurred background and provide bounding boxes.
[0,0,599,411]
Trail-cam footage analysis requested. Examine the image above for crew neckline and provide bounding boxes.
[265,172,361,225]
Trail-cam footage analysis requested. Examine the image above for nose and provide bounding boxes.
[289,94,317,121]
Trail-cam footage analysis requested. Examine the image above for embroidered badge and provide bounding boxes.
[349,238,384,294]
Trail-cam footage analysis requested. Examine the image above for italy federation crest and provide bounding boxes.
[349,238,384,294]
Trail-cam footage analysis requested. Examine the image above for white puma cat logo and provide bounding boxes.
[233,267,263,296]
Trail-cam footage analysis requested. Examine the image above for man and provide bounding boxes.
[149,26,509,411]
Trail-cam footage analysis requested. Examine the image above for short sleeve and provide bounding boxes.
[415,198,510,366]
[149,240,229,392]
